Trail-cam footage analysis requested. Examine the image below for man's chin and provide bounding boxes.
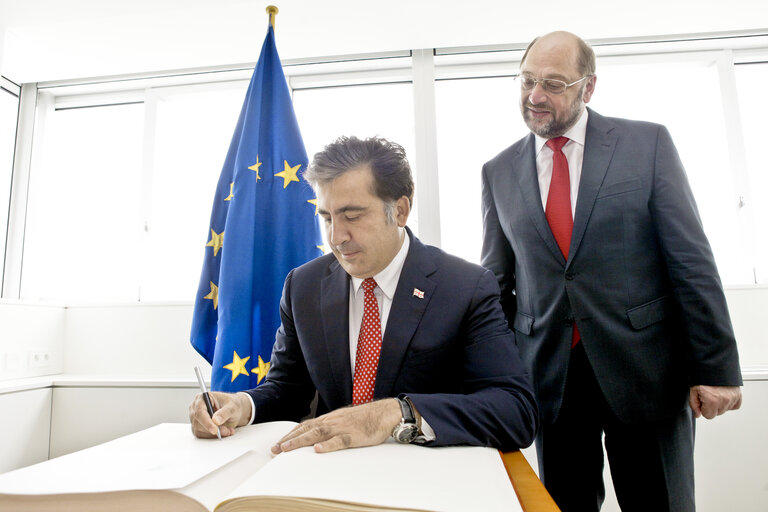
[336,260,365,279]
[525,120,554,138]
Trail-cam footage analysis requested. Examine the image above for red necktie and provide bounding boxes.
[352,278,382,405]
[545,137,580,348]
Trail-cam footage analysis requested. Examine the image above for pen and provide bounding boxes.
[194,366,222,440]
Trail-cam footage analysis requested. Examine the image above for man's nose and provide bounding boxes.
[329,219,349,246]
[528,81,549,105]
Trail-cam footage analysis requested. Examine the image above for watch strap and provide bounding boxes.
[396,394,416,425]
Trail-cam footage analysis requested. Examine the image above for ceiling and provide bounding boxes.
[1,0,767,84]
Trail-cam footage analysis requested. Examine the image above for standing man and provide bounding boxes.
[481,31,742,512]
[191,136,538,454]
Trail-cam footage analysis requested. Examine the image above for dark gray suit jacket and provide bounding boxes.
[246,228,538,451]
[481,108,742,425]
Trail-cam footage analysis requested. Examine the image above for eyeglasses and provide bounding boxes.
[517,74,590,95]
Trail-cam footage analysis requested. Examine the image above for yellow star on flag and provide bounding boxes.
[317,244,326,254]
[224,182,234,201]
[205,229,224,257]
[223,351,251,383]
[252,355,271,384]
[307,198,319,215]
[275,160,301,188]
[249,155,263,180]
[203,281,219,310]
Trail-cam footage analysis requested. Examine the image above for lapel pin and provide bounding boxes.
[412,288,424,299]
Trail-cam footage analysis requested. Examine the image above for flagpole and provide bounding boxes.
[266,5,278,29]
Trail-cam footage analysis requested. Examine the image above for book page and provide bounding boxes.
[218,441,523,512]
[176,422,297,510]
[0,422,296,496]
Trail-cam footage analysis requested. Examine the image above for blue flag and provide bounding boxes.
[190,24,323,392]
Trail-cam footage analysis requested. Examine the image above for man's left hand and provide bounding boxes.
[272,399,401,454]
[689,385,742,419]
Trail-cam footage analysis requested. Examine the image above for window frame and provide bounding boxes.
[4,32,768,301]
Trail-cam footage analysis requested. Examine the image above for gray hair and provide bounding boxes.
[304,136,415,214]
[520,33,596,77]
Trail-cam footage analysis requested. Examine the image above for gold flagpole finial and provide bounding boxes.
[266,5,279,29]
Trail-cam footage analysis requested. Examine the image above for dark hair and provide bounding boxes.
[520,33,596,77]
[304,136,415,207]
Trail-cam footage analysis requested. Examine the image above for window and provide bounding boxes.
[586,55,750,285]
[435,76,528,264]
[735,61,768,283]
[20,76,416,301]
[21,85,252,302]
[292,82,415,173]
[434,53,755,285]
[140,84,246,301]
[15,37,768,302]
[21,102,145,300]
[292,82,417,234]
[0,85,19,283]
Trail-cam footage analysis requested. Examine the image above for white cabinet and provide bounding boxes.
[49,384,198,458]
[694,378,768,512]
[520,377,768,512]
[0,387,52,473]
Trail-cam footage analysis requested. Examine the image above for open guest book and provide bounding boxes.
[0,422,524,512]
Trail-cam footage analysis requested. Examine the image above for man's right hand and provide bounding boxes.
[189,391,252,438]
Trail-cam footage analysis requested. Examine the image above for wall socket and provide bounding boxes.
[28,350,51,368]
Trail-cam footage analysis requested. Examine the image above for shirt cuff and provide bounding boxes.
[417,416,436,442]
[238,392,256,425]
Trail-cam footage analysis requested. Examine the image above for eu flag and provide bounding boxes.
[190,24,322,392]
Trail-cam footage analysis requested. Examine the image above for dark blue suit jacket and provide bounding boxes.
[481,108,742,425]
[245,228,538,451]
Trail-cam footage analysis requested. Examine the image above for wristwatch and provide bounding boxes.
[392,394,419,444]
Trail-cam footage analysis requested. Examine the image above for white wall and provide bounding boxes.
[3,0,767,84]
[723,286,768,369]
[3,286,764,384]
[0,285,765,509]
[0,300,208,381]
[0,302,65,381]
[63,302,208,377]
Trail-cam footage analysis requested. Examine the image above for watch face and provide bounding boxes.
[394,423,419,443]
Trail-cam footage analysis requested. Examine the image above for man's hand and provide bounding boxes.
[189,391,252,438]
[272,399,402,454]
[689,385,742,419]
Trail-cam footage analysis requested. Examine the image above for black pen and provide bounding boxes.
[194,366,222,440]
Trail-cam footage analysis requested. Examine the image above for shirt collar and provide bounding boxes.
[351,228,410,300]
[534,108,589,155]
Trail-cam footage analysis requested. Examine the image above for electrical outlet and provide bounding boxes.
[28,350,50,368]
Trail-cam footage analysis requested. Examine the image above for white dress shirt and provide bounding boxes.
[348,231,409,372]
[534,108,589,216]
[348,232,435,440]
[243,228,434,439]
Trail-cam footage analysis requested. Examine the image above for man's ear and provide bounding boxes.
[583,74,596,104]
[395,196,411,227]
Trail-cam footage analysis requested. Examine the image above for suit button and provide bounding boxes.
[564,272,574,280]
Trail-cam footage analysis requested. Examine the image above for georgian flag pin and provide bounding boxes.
[413,288,424,299]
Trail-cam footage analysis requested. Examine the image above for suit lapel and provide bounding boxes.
[513,134,568,265]
[374,231,436,399]
[320,259,353,405]
[569,109,618,268]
